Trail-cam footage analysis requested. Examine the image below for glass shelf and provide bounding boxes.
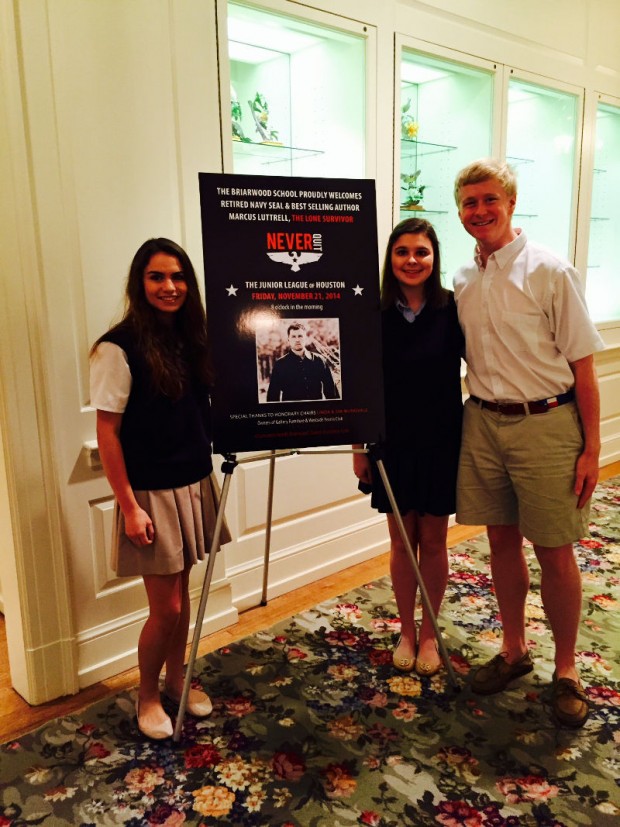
[232,140,324,166]
[590,216,611,221]
[399,208,449,215]
[514,212,539,218]
[506,155,535,166]
[401,139,457,159]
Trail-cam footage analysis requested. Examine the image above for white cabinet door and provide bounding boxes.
[219,0,374,181]
[503,69,583,262]
[396,37,498,281]
[584,95,620,323]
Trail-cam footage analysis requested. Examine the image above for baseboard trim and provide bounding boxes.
[228,521,390,612]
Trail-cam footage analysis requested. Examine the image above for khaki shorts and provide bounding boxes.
[456,399,590,546]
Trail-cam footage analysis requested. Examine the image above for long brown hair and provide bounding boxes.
[93,238,212,397]
[379,217,449,311]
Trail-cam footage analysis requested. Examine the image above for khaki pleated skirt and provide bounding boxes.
[112,474,232,577]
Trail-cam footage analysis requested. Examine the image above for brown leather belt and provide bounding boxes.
[468,389,575,415]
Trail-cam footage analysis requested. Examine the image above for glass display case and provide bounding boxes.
[505,76,580,260]
[224,1,367,178]
[398,46,496,280]
[586,99,620,323]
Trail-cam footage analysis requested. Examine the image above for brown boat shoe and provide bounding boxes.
[471,650,534,695]
[550,673,589,728]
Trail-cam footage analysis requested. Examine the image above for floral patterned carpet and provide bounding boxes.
[1,479,619,826]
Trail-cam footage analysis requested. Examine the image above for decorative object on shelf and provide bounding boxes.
[401,99,419,140]
[248,92,281,145]
[231,86,249,142]
[400,170,426,210]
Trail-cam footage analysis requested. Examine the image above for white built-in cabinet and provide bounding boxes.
[396,37,583,282]
[219,0,371,180]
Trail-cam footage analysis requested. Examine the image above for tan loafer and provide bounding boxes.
[471,650,533,695]
[550,673,589,728]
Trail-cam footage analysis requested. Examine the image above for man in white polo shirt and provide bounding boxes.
[453,158,605,728]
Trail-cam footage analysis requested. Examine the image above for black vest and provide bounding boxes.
[100,325,213,490]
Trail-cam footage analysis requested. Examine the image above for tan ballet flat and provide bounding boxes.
[415,642,441,677]
[392,637,416,672]
[135,700,173,740]
[164,686,213,718]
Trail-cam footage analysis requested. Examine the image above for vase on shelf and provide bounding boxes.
[230,85,249,142]
[249,92,282,145]
[400,170,426,210]
[401,99,419,141]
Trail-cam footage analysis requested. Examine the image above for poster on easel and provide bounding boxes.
[199,172,385,453]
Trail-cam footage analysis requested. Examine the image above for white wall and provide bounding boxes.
[0,0,618,703]
[0,422,13,615]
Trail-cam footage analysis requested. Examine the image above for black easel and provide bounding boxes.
[172,445,459,742]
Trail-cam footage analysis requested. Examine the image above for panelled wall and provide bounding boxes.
[0,0,619,704]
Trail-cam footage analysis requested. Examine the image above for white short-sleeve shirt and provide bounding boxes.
[90,341,132,413]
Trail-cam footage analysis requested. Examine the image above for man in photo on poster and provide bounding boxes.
[263,320,340,403]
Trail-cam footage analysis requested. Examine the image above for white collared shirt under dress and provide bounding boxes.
[395,297,426,323]
[453,231,605,403]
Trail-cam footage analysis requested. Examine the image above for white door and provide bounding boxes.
[12,0,232,689]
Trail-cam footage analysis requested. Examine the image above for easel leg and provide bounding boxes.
[173,458,237,742]
[375,457,459,691]
[261,450,277,606]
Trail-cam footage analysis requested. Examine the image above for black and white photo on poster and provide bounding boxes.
[257,317,341,404]
[199,172,384,453]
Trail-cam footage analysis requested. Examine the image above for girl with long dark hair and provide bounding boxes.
[354,217,463,676]
[90,238,230,739]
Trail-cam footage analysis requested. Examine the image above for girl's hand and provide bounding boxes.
[353,452,372,485]
[96,409,155,546]
[124,507,155,547]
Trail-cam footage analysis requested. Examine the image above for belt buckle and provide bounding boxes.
[499,402,522,415]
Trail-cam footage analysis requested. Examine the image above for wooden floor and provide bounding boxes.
[2,459,619,743]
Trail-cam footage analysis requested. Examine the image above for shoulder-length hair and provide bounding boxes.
[379,217,449,310]
[93,237,212,397]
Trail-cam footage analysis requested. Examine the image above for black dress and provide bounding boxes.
[367,296,464,516]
